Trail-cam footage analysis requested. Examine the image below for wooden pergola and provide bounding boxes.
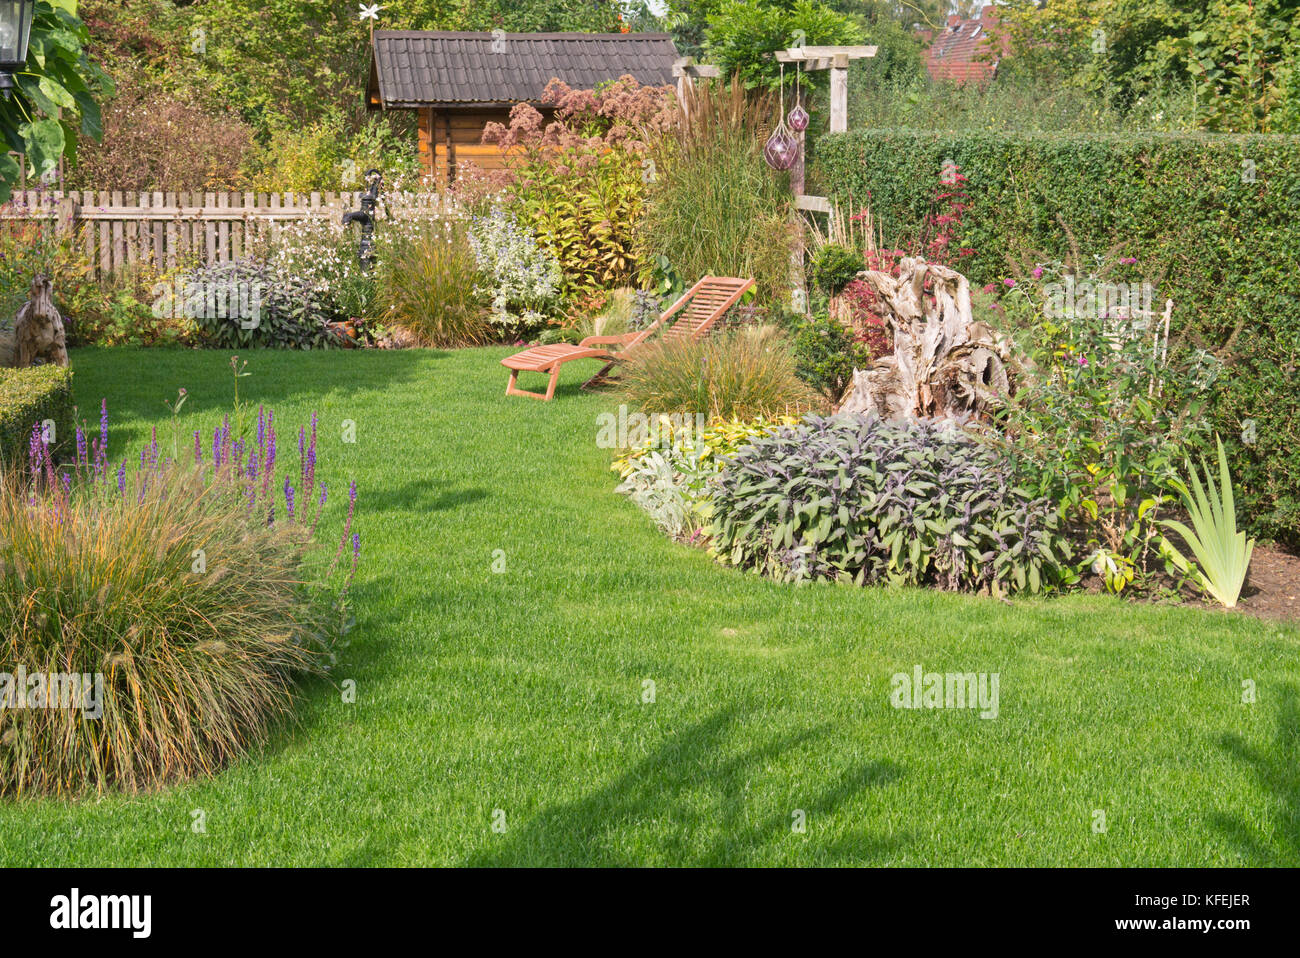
[774,45,877,208]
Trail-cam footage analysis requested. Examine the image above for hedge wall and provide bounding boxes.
[0,365,75,469]
[814,129,1300,545]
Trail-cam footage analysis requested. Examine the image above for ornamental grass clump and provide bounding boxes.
[620,326,821,422]
[375,216,490,347]
[0,397,360,798]
[635,79,795,303]
[708,414,1073,593]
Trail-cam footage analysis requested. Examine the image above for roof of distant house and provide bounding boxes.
[367,31,680,109]
[920,5,1005,84]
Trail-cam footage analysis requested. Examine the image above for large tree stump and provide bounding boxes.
[14,276,69,368]
[837,257,1011,421]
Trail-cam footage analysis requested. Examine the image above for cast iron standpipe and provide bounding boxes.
[341,169,383,270]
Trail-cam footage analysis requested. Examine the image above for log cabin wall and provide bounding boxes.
[418,108,516,187]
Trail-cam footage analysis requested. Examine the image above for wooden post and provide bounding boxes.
[830,54,849,133]
[673,57,691,120]
[672,58,721,122]
[54,196,78,237]
[782,45,875,137]
[774,45,876,314]
[442,112,454,185]
[791,127,805,198]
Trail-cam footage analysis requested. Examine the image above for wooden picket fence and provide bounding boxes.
[0,190,375,276]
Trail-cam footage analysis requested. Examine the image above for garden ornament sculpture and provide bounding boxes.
[14,275,69,368]
[763,63,798,171]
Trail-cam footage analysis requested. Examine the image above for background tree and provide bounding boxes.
[996,0,1300,132]
[703,0,863,91]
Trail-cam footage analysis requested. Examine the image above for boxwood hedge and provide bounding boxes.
[814,129,1300,544]
[0,365,74,469]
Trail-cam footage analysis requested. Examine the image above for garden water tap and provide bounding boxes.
[342,169,383,270]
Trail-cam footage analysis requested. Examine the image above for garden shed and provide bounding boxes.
[366,30,680,186]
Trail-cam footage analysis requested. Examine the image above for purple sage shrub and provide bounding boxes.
[708,414,1074,594]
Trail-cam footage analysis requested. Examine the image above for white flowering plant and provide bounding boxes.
[467,207,563,338]
[261,176,459,326]
[267,216,373,322]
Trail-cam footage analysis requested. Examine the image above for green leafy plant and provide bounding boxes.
[246,109,419,192]
[809,243,862,297]
[67,258,190,347]
[180,260,337,350]
[1159,435,1255,608]
[0,365,73,467]
[991,257,1220,593]
[0,1,112,201]
[613,414,796,541]
[615,447,706,541]
[703,0,861,92]
[467,206,563,338]
[482,77,677,297]
[784,310,876,402]
[709,414,1074,593]
[612,413,797,479]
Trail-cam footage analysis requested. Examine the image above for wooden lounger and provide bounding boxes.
[501,276,755,400]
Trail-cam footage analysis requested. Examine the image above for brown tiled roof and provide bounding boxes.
[922,6,1005,84]
[368,31,679,108]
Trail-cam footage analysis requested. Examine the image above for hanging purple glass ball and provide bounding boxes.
[763,128,798,171]
[787,104,810,133]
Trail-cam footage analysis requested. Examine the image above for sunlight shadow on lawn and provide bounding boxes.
[68,347,446,438]
[464,705,907,867]
[361,479,487,514]
[1208,683,1299,865]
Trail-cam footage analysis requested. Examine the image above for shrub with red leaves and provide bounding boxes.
[70,81,254,192]
[838,163,976,342]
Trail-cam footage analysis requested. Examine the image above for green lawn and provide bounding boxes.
[1,346,1297,866]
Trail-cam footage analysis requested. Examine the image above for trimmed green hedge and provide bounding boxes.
[814,129,1300,544]
[0,365,75,469]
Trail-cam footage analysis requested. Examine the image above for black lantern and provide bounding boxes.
[0,0,35,94]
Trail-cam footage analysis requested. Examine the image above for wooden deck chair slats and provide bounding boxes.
[500,276,755,400]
